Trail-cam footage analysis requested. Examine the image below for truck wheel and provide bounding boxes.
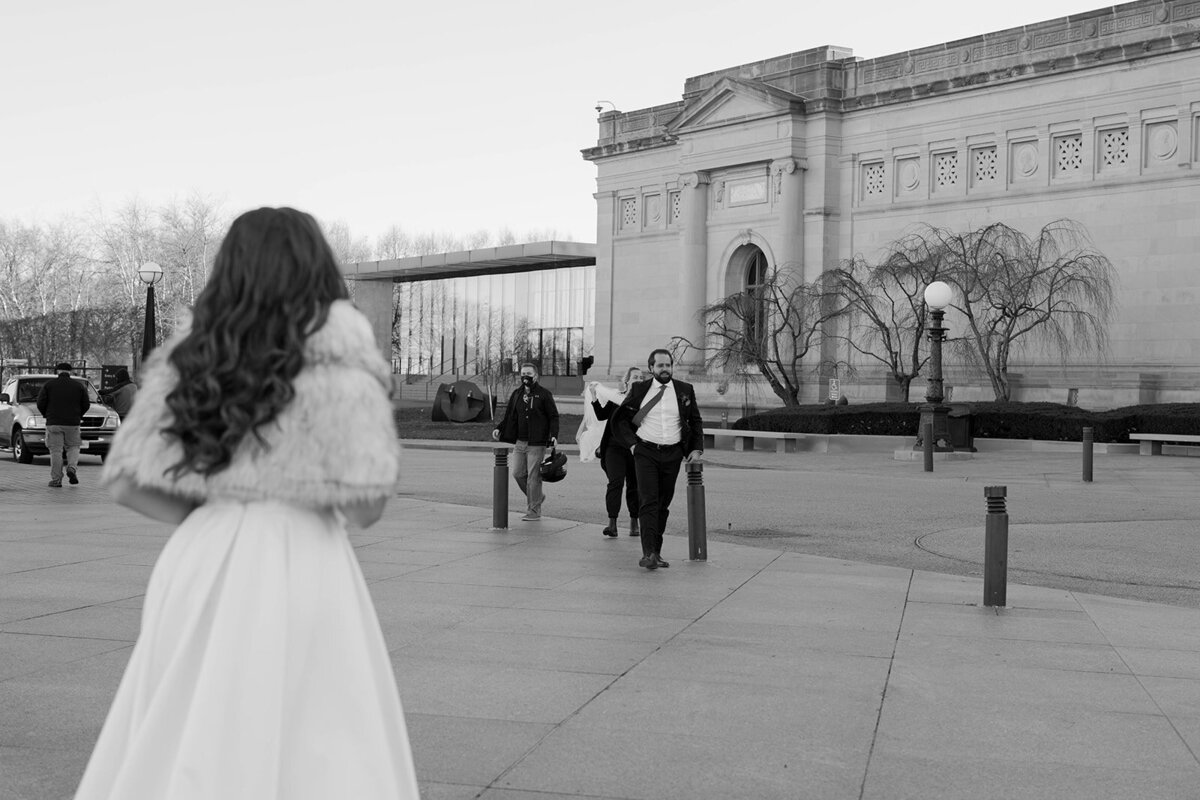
[13,429,33,464]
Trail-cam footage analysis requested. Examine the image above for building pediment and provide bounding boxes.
[668,77,805,134]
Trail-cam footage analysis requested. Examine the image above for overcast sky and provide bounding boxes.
[3,0,1105,246]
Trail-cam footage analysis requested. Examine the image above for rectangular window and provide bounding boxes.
[933,151,959,192]
[619,196,638,231]
[862,162,886,200]
[668,190,681,224]
[1053,133,1084,177]
[1097,128,1130,173]
[970,146,998,188]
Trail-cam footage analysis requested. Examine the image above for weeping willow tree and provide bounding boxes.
[827,236,954,402]
[920,219,1117,401]
[671,269,846,407]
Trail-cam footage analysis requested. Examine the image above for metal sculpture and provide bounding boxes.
[432,380,490,423]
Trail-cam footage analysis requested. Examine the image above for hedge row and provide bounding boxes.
[732,402,1200,443]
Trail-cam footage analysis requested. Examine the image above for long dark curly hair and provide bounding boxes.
[163,207,349,477]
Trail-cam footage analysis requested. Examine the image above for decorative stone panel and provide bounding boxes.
[644,194,662,227]
[862,161,887,201]
[970,146,998,189]
[668,191,681,224]
[727,178,768,207]
[1144,120,1178,168]
[1010,140,1040,183]
[933,151,959,193]
[1097,127,1130,173]
[620,196,639,231]
[1053,133,1084,178]
[895,156,921,198]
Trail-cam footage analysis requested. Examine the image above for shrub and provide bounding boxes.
[733,402,1200,443]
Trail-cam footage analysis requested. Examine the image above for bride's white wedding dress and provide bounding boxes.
[75,499,419,799]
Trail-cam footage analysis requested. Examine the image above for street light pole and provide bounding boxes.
[915,280,954,453]
[139,262,164,363]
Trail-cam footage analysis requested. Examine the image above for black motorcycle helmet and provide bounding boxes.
[540,445,567,482]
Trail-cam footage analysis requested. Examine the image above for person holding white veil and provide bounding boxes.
[581,366,644,537]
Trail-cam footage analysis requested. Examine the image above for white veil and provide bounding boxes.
[576,383,624,463]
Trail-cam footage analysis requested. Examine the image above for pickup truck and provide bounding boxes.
[0,374,122,463]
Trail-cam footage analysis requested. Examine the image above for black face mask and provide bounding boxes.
[521,376,534,387]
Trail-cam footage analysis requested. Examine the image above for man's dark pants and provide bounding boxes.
[632,441,683,557]
[602,442,639,519]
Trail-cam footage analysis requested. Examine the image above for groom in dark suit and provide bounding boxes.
[611,348,704,570]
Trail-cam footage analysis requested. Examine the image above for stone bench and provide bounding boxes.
[1128,433,1200,455]
[703,428,804,453]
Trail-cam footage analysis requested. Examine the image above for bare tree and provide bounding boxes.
[322,219,373,267]
[159,194,225,308]
[920,219,1117,401]
[672,270,846,407]
[828,233,953,401]
[89,199,168,368]
[0,218,93,368]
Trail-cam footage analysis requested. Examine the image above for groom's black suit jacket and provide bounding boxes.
[610,379,704,454]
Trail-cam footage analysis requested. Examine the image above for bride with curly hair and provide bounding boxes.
[75,207,419,799]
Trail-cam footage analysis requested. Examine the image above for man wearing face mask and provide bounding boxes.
[611,348,704,570]
[493,362,559,521]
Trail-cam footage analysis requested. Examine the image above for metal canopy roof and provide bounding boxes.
[343,240,596,283]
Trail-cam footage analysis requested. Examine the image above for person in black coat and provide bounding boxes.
[102,367,138,419]
[610,348,704,570]
[36,362,91,488]
[588,366,644,538]
[492,363,559,521]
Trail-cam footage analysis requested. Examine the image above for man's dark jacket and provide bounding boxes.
[610,378,704,453]
[36,374,91,426]
[495,384,559,446]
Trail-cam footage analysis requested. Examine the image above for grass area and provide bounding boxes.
[394,406,583,443]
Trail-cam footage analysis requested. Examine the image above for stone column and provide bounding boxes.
[593,190,616,377]
[770,158,804,279]
[350,277,395,367]
[680,172,710,368]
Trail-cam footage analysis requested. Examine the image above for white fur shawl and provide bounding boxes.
[101,300,401,508]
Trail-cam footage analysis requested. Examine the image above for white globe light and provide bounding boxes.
[138,262,164,285]
[924,280,953,309]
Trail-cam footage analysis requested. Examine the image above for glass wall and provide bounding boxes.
[392,266,595,379]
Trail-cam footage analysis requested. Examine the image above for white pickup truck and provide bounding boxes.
[0,374,121,463]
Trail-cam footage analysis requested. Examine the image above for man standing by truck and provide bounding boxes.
[37,362,90,487]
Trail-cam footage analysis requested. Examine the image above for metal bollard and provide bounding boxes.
[686,461,708,561]
[983,486,1008,607]
[492,447,509,530]
[923,423,934,472]
[1082,427,1094,483]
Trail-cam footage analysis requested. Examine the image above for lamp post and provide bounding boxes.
[916,280,954,452]
[139,262,164,363]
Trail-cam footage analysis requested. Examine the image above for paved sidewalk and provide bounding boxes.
[1,456,1199,799]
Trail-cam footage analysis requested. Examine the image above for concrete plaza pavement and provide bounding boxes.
[2,448,1199,799]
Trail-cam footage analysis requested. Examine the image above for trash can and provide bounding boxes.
[947,403,975,451]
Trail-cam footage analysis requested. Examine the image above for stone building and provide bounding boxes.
[581,0,1200,408]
